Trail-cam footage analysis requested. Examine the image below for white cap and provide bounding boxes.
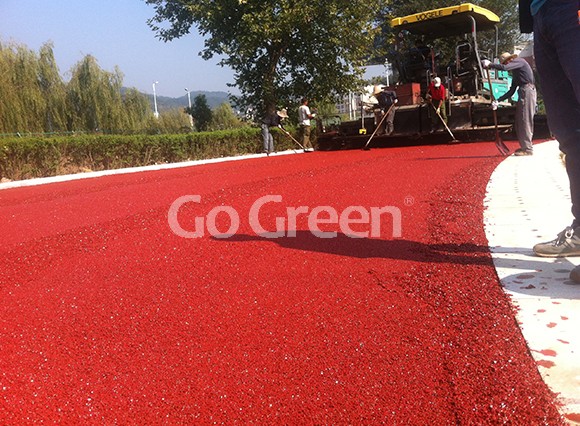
[434,77,441,87]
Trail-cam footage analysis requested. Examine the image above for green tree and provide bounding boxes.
[1,43,45,133]
[210,102,242,130]
[0,40,156,135]
[186,94,213,131]
[0,42,26,133]
[123,88,152,133]
[377,0,521,66]
[147,108,192,134]
[37,43,68,132]
[145,0,385,114]
[67,55,127,132]
[479,0,523,54]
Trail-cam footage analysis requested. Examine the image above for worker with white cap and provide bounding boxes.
[425,77,447,133]
[482,52,536,156]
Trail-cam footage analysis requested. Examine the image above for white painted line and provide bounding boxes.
[484,140,580,423]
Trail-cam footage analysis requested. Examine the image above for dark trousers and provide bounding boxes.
[534,0,580,225]
[261,123,274,153]
[374,106,396,135]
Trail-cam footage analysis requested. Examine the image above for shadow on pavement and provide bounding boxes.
[216,230,493,265]
[213,231,580,300]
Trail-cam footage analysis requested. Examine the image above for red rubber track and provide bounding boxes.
[0,141,564,424]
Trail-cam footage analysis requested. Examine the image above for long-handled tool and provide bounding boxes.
[486,71,510,156]
[362,103,396,150]
[430,102,460,144]
[279,126,308,151]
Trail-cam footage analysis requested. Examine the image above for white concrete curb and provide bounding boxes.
[484,140,580,424]
[0,149,300,191]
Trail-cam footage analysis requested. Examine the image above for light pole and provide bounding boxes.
[384,61,392,87]
[185,88,194,128]
[152,81,159,118]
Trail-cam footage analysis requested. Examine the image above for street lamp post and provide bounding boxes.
[384,61,392,87]
[185,88,194,129]
[152,81,159,118]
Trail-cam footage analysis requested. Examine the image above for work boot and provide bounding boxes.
[533,226,580,257]
[569,264,580,283]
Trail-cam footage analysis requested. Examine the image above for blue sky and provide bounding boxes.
[0,0,235,98]
[1,0,386,99]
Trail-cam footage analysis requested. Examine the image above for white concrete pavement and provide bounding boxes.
[484,140,580,424]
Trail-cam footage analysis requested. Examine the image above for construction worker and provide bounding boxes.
[482,52,536,156]
[261,108,288,155]
[298,98,316,151]
[372,86,398,136]
[425,77,447,133]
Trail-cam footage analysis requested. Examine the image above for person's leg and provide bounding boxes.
[386,108,396,135]
[534,0,580,225]
[261,124,270,152]
[374,110,385,135]
[268,132,274,153]
[381,112,388,134]
[514,98,526,151]
[430,103,438,132]
[302,125,312,149]
[533,0,580,259]
[439,102,447,123]
[374,110,381,127]
[517,85,535,151]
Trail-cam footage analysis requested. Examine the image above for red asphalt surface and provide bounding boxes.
[0,141,565,424]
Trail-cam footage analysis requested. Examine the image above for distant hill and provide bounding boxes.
[126,89,231,112]
[156,91,231,111]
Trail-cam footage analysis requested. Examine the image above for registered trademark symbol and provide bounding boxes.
[404,195,415,206]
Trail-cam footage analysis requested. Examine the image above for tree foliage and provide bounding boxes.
[185,94,213,131]
[0,39,243,135]
[210,102,242,131]
[373,0,522,67]
[38,43,68,132]
[67,55,124,131]
[145,0,386,115]
[0,40,154,135]
[145,0,522,116]
[147,108,193,134]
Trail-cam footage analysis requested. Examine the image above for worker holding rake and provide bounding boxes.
[372,85,398,136]
[261,108,288,155]
[425,77,447,133]
[482,52,536,156]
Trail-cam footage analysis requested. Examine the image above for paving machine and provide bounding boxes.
[317,3,549,150]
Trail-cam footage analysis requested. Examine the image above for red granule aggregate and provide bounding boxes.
[0,141,565,424]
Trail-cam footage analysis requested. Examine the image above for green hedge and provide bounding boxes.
[0,126,301,181]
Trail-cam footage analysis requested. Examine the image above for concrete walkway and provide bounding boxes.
[484,140,580,424]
